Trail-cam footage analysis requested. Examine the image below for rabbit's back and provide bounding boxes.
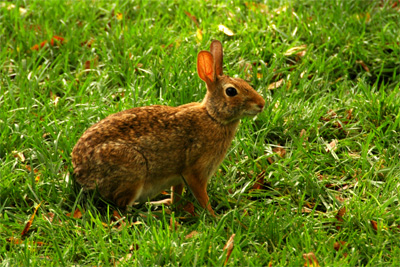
[72,103,238,205]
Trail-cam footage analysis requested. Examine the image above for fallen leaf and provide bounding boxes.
[50,91,60,106]
[21,202,42,237]
[6,237,24,245]
[244,2,268,13]
[273,146,286,158]
[44,212,55,223]
[274,5,288,14]
[12,150,25,162]
[196,28,203,41]
[50,35,65,46]
[335,206,346,230]
[183,202,196,216]
[284,45,307,56]
[129,243,139,251]
[169,217,180,231]
[116,253,133,265]
[303,252,320,267]
[67,208,83,219]
[356,60,370,72]
[346,108,353,120]
[325,139,338,153]
[252,170,266,190]
[0,2,27,15]
[301,207,313,213]
[116,12,123,20]
[348,152,360,159]
[267,78,284,90]
[218,24,234,36]
[223,234,235,266]
[335,195,347,203]
[25,165,38,174]
[370,220,378,231]
[184,11,199,28]
[334,241,347,251]
[113,210,122,220]
[84,56,99,70]
[30,44,39,51]
[81,38,95,48]
[185,230,200,239]
[111,210,126,228]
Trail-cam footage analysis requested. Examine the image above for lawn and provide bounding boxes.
[1,0,400,265]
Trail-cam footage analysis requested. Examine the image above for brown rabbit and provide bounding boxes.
[72,40,265,216]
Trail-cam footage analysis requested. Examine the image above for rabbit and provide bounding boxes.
[71,40,265,216]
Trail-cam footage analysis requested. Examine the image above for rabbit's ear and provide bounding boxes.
[210,40,223,76]
[197,51,215,85]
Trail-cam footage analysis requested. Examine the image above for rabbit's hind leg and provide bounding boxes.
[92,142,149,207]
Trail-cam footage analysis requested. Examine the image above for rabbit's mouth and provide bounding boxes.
[243,103,264,117]
[243,110,261,117]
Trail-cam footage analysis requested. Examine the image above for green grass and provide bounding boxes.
[1,0,400,265]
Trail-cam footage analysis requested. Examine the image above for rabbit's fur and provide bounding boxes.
[72,40,265,216]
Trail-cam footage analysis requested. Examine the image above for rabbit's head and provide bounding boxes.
[198,40,265,124]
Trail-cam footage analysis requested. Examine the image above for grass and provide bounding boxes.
[1,0,400,265]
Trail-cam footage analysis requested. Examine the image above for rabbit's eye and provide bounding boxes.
[225,87,238,97]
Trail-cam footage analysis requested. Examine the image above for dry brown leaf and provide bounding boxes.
[346,108,353,120]
[301,207,313,213]
[267,78,284,90]
[84,56,99,70]
[370,220,378,231]
[284,45,307,56]
[50,91,60,106]
[111,210,126,229]
[25,165,38,173]
[223,234,235,266]
[325,139,338,153]
[334,241,347,251]
[273,146,286,158]
[218,24,234,36]
[81,38,95,48]
[303,252,320,267]
[129,243,139,251]
[335,195,348,203]
[12,151,25,162]
[244,2,268,13]
[335,206,346,230]
[117,253,133,265]
[252,170,266,190]
[348,152,360,159]
[356,60,370,72]
[184,11,199,28]
[50,35,65,46]
[7,236,24,245]
[169,217,180,231]
[21,202,42,237]
[67,208,83,219]
[183,202,196,216]
[185,230,200,239]
[44,212,55,223]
